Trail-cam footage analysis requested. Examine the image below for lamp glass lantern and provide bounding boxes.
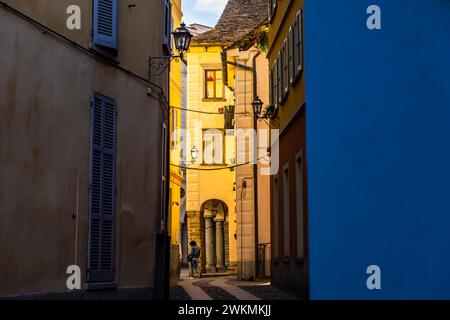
[252,96,264,119]
[172,22,193,56]
[191,146,199,163]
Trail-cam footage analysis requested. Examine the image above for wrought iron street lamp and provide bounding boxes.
[252,96,276,120]
[252,96,264,118]
[149,22,193,77]
[172,23,192,58]
[191,146,199,163]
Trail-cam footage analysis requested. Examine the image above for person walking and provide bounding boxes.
[188,241,201,279]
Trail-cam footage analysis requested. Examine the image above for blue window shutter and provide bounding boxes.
[88,93,117,284]
[163,0,168,45]
[163,0,173,53]
[169,1,173,53]
[93,0,119,50]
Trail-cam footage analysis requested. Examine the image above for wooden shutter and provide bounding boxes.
[284,38,289,95]
[169,1,173,52]
[297,10,304,73]
[88,93,117,284]
[268,0,277,22]
[269,69,273,108]
[289,26,295,84]
[163,0,173,53]
[277,53,282,104]
[273,60,278,109]
[280,46,284,100]
[93,0,119,50]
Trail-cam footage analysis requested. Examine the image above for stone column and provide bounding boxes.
[204,211,216,273]
[215,217,226,272]
[187,211,205,273]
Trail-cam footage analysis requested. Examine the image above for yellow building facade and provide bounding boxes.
[185,44,238,273]
[169,0,184,277]
[184,0,270,279]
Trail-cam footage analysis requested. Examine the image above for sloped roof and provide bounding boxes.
[188,23,213,36]
[192,0,268,45]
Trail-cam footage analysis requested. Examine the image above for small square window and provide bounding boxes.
[205,70,224,99]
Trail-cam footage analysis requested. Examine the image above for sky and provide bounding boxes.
[182,0,228,28]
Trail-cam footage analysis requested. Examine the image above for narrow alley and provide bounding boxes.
[3,0,450,307]
[171,270,297,300]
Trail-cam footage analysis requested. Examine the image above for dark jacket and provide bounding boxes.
[190,245,200,259]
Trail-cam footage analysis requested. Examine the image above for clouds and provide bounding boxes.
[194,0,228,14]
[183,0,227,27]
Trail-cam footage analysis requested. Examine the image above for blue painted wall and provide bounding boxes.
[305,0,450,299]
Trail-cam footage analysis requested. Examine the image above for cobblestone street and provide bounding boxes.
[171,269,298,301]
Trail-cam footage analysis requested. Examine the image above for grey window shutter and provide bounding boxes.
[163,0,174,53]
[93,0,119,50]
[88,93,117,284]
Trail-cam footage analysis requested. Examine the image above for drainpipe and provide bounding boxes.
[252,51,261,279]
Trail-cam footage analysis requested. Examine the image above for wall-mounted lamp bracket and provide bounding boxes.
[148,55,182,78]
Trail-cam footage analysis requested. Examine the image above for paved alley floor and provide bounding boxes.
[171,269,298,301]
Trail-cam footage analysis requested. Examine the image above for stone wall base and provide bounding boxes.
[271,258,308,299]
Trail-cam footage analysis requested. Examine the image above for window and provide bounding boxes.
[295,154,305,259]
[268,0,277,22]
[93,0,119,50]
[88,92,117,284]
[205,70,224,100]
[203,129,224,165]
[163,0,173,53]
[272,61,278,109]
[283,38,289,98]
[295,10,304,75]
[168,188,173,238]
[269,68,273,108]
[170,108,178,148]
[277,53,282,104]
[273,176,280,259]
[280,46,285,102]
[282,165,290,257]
[224,105,235,130]
[161,123,168,222]
[269,70,273,108]
[289,26,295,84]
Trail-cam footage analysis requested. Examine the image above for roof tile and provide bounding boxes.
[192,0,268,45]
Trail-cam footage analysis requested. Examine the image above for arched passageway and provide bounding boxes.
[200,200,229,273]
